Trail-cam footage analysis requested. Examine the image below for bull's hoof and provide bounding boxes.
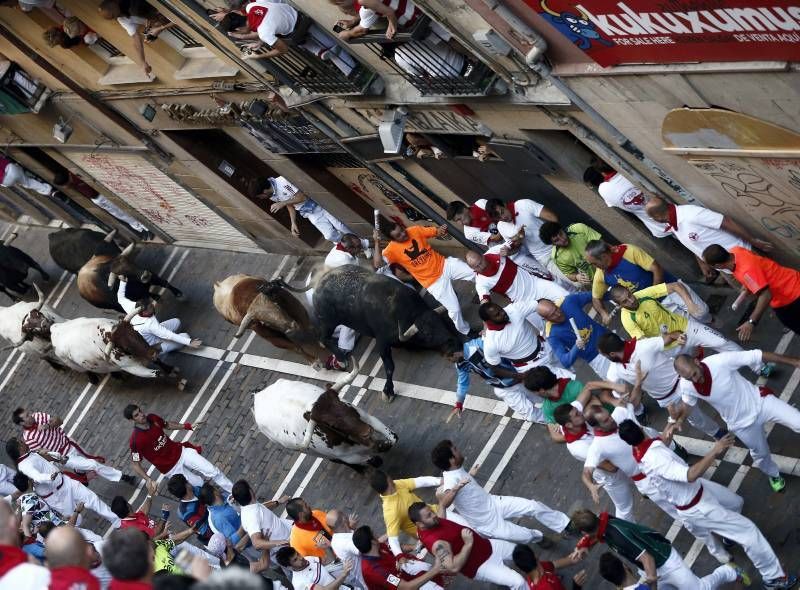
[366,456,383,468]
[381,391,396,403]
[177,378,188,391]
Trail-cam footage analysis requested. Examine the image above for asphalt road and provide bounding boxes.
[1,222,799,589]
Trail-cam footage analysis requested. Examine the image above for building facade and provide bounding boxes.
[0,0,796,270]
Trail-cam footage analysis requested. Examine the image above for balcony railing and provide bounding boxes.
[345,16,500,97]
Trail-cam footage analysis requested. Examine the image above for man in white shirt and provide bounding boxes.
[327,509,366,589]
[275,545,352,590]
[673,349,800,493]
[431,439,570,543]
[6,438,121,529]
[485,198,575,290]
[583,165,670,239]
[645,196,772,282]
[239,1,357,75]
[550,382,637,523]
[479,300,569,376]
[597,332,724,439]
[117,279,201,356]
[619,420,795,590]
[232,480,293,567]
[466,251,565,306]
[254,175,354,243]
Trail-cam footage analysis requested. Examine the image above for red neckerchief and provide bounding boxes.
[49,566,100,590]
[294,516,328,534]
[552,378,571,401]
[469,204,493,232]
[335,243,348,252]
[593,424,618,437]
[562,425,588,443]
[479,254,501,277]
[602,171,616,181]
[506,201,517,221]
[607,245,628,271]
[621,338,637,368]
[484,321,506,331]
[576,512,610,550]
[0,544,28,577]
[666,203,678,230]
[632,437,660,463]
[692,363,713,397]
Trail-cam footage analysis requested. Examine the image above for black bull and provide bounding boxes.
[0,243,50,301]
[312,265,462,398]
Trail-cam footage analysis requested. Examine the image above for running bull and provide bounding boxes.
[0,232,50,301]
[312,265,462,400]
[213,274,330,368]
[48,228,182,312]
[253,361,397,470]
[0,284,64,367]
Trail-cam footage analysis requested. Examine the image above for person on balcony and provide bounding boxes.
[0,157,52,196]
[98,0,175,76]
[233,1,358,77]
[43,17,98,49]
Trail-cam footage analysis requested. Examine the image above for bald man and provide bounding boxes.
[645,196,770,282]
[46,525,99,589]
[0,499,50,588]
[327,509,367,590]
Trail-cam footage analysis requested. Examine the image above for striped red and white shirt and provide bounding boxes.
[22,412,72,455]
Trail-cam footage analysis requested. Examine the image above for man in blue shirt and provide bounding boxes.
[537,294,610,380]
[167,474,213,545]
[446,337,547,424]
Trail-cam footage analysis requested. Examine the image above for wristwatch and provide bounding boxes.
[747,318,757,325]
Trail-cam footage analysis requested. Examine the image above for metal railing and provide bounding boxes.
[96,38,123,57]
[347,16,499,97]
[165,26,203,49]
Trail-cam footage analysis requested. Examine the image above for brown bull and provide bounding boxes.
[212,274,329,367]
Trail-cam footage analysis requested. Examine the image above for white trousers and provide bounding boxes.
[41,475,121,528]
[678,319,741,357]
[676,479,784,581]
[593,468,635,523]
[468,494,569,544]
[473,539,527,590]
[164,447,233,493]
[493,383,545,423]
[65,444,122,482]
[303,206,352,243]
[733,394,800,478]
[1,163,52,195]
[588,353,611,380]
[653,548,737,590]
[333,324,356,353]
[426,257,475,335]
[91,195,148,232]
[157,318,190,355]
[661,281,711,323]
[301,24,357,76]
[512,342,573,379]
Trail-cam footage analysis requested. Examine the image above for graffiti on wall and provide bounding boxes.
[688,157,800,249]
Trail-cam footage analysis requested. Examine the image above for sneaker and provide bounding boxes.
[729,563,751,586]
[760,362,776,378]
[770,475,787,493]
[713,428,729,440]
[121,474,137,485]
[764,574,798,589]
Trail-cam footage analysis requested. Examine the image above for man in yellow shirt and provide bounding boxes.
[369,469,444,556]
[610,282,742,358]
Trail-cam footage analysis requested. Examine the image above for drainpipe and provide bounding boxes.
[166,0,479,250]
[470,0,696,202]
[0,23,172,163]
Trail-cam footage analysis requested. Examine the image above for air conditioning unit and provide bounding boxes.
[472,29,512,57]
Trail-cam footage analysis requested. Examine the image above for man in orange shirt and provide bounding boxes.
[704,244,800,338]
[382,222,475,334]
[286,497,337,564]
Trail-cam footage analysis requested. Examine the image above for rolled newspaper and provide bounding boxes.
[569,317,582,340]
[731,289,748,311]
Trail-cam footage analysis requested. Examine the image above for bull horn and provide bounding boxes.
[272,277,312,293]
[33,283,45,310]
[331,359,359,392]
[235,309,256,338]
[121,243,135,257]
[300,419,317,450]
[433,305,447,315]
[123,306,143,323]
[103,229,117,243]
[104,340,114,358]
[398,322,419,342]
[3,232,17,246]
[108,272,118,289]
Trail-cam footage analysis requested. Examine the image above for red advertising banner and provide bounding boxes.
[523,0,800,66]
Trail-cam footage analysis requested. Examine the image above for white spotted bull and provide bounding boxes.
[0,284,64,368]
[253,362,398,470]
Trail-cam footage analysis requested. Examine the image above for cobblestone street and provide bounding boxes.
[2,222,800,588]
